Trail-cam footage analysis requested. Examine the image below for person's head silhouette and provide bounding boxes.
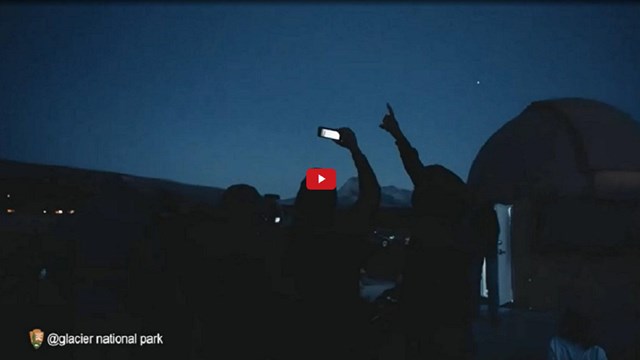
[220,184,264,225]
[559,309,597,349]
[412,164,469,218]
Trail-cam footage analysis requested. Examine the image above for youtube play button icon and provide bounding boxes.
[306,168,337,190]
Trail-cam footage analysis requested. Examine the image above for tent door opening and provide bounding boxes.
[480,204,514,306]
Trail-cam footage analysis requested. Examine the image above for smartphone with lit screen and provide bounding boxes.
[317,127,341,141]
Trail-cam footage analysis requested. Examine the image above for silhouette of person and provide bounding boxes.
[380,104,474,360]
[183,184,273,360]
[285,127,381,360]
[128,192,210,360]
[548,309,608,360]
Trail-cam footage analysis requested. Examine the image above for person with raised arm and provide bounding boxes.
[285,127,380,360]
[380,104,474,360]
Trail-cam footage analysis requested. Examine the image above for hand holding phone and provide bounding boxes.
[318,126,358,151]
[318,126,341,141]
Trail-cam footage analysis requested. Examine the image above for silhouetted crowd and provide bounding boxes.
[145,105,501,360]
[3,105,611,360]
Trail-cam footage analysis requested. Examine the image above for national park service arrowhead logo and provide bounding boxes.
[29,329,44,349]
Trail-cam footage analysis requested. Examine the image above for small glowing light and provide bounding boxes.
[55,210,63,215]
[389,235,395,240]
[6,208,15,214]
[68,210,75,215]
[43,210,47,214]
[6,194,10,198]
[274,217,281,224]
[476,80,481,85]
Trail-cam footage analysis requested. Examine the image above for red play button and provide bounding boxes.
[306,168,337,190]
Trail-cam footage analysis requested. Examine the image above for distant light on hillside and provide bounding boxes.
[274,217,281,224]
[69,210,75,214]
[43,210,47,214]
[55,209,63,215]
[6,194,10,198]
[6,208,15,214]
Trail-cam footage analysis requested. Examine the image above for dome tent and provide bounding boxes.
[468,98,640,204]
[465,99,640,359]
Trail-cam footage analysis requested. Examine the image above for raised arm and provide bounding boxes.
[334,128,381,221]
[380,103,424,186]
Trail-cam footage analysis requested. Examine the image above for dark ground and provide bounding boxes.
[3,279,639,359]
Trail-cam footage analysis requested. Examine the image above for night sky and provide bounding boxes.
[1,4,639,198]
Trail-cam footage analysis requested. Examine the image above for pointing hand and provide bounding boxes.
[379,103,401,138]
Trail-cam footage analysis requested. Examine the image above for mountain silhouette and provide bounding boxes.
[0,159,412,209]
[0,158,225,208]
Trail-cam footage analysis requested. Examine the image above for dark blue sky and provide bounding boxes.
[1,4,639,198]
